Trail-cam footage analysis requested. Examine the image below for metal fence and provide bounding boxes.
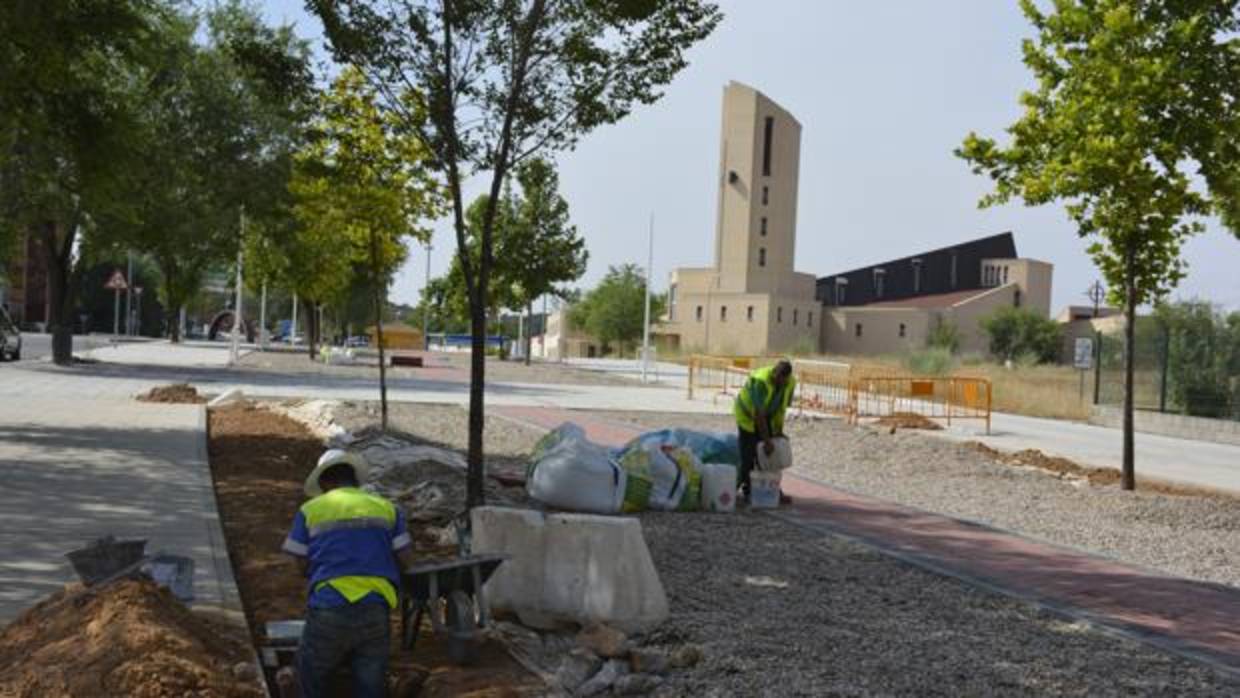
[1094,316,1240,421]
[686,355,992,430]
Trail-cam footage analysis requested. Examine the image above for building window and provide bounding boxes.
[855,323,863,338]
[899,323,906,338]
[762,116,774,176]
[777,307,783,323]
[1014,289,1022,308]
[758,247,766,267]
[747,305,754,322]
[912,258,923,293]
[760,217,767,236]
[873,268,886,299]
[834,279,847,305]
[720,305,727,322]
[807,311,813,328]
[762,186,769,205]
[950,252,958,289]
[793,308,799,325]
[695,305,703,322]
[1003,266,1009,284]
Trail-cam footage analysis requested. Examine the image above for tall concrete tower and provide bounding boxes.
[662,81,820,356]
[714,81,802,295]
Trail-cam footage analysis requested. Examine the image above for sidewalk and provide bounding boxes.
[0,397,243,624]
[491,404,1240,677]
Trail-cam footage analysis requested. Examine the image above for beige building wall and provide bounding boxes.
[942,284,1024,355]
[661,81,819,356]
[823,308,933,357]
[981,258,1053,317]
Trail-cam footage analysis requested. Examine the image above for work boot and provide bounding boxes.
[779,491,793,506]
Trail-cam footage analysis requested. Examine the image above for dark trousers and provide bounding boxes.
[297,602,390,698]
[738,427,760,494]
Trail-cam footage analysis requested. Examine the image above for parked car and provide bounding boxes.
[344,335,370,348]
[0,305,21,361]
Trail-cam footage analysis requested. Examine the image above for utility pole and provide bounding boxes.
[259,282,268,351]
[230,207,245,366]
[1087,281,1106,404]
[125,252,134,336]
[422,241,432,350]
[641,213,654,383]
[291,293,299,343]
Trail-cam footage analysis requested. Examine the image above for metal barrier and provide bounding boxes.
[686,355,754,402]
[849,376,992,433]
[792,360,853,417]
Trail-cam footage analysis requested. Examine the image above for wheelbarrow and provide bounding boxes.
[399,554,507,665]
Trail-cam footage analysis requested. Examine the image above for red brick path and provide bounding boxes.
[492,404,1240,675]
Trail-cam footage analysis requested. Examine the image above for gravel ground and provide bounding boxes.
[640,511,1240,697]
[319,402,1240,695]
[238,348,648,387]
[595,411,1240,589]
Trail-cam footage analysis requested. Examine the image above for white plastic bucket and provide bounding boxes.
[750,471,782,509]
[700,463,738,513]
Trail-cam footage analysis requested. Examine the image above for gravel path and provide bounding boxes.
[594,411,1240,589]
[640,511,1240,697]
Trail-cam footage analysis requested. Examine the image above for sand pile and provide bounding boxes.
[0,579,261,698]
[137,383,207,404]
[875,412,943,431]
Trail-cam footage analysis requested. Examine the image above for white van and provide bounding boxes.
[0,305,21,361]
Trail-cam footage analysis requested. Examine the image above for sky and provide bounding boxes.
[260,0,1240,313]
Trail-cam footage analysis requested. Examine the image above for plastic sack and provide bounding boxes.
[526,423,586,481]
[615,443,703,512]
[618,429,739,468]
[756,436,793,471]
[526,433,626,514]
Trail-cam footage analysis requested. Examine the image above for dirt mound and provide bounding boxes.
[967,442,1119,486]
[0,579,261,698]
[138,383,207,404]
[875,412,943,431]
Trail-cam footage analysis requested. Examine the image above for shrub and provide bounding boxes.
[926,318,961,353]
[904,347,956,376]
[981,307,1060,363]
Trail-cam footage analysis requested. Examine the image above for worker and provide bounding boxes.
[282,449,416,698]
[733,359,796,502]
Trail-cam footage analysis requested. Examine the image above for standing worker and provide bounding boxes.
[282,449,416,698]
[733,359,796,503]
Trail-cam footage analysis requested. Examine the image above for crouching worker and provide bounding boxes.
[282,449,416,698]
[733,359,795,503]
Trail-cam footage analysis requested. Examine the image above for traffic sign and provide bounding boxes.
[104,270,128,291]
[1074,337,1094,370]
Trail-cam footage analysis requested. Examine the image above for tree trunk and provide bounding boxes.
[525,301,533,366]
[370,230,389,432]
[467,299,487,508]
[41,224,74,366]
[1121,262,1137,491]
[307,301,319,359]
[168,307,182,343]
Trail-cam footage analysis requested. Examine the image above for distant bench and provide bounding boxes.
[391,355,424,368]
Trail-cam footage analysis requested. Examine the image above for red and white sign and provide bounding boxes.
[104,270,128,291]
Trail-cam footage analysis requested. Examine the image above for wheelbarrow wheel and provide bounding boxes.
[444,590,480,665]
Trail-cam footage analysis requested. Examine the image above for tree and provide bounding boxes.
[926,318,961,354]
[956,1,1240,490]
[312,0,722,508]
[981,307,1061,364]
[504,159,589,364]
[571,264,665,355]
[278,67,439,429]
[0,0,163,364]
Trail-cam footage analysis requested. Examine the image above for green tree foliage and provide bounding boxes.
[118,2,314,342]
[311,0,722,507]
[1155,301,1240,418]
[570,264,665,355]
[981,307,1061,364]
[956,1,1240,489]
[926,318,961,354]
[0,0,164,363]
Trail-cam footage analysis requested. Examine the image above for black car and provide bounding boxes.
[0,305,21,361]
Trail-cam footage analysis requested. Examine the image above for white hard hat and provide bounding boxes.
[304,449,370,497]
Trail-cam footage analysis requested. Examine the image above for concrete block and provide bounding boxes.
[471,507,669,634]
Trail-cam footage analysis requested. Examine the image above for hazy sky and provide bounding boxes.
[261,0,1240,313]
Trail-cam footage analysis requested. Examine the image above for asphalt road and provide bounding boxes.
[13,333,110,361]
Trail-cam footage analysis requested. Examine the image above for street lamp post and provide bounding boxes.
[134,287,143,336]
[641,213,654,383]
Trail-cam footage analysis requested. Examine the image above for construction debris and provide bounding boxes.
[0,579,262,698]
[875,412,943,431]
[137,383,207,404]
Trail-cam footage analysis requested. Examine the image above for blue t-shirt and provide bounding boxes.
[282,488,412,609]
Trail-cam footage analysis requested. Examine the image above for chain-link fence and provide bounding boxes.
[1095,311,1240,421]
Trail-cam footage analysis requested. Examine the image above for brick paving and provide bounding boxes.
[493,403,1240,677]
